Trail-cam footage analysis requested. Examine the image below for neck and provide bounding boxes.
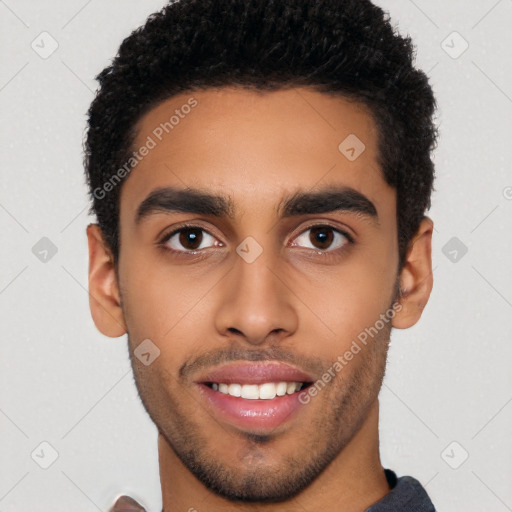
[158,399,390,512]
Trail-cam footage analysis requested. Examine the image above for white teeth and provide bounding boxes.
[228,383,242,397]
[210,381,303,399]
[286,382,298,394]
[259,382,276,399]
[241,384,259,399]
[276,382,287,396]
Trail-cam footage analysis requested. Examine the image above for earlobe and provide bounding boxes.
[86,224,127,338]
[392,217,434,329]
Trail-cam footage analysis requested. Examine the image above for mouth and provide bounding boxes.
[194,362,316,431]
[203,381,313,399]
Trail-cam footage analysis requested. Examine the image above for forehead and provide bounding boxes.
[119,86,392,221]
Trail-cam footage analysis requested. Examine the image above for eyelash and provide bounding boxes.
[157,222,354,262]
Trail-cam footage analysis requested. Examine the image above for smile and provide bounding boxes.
[205,381,310,399]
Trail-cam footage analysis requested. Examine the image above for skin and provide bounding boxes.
[87,86,433,512]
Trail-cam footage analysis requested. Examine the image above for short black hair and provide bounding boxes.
[84,0,438,271]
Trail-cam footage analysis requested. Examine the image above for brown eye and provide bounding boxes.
[309,226,334,250]
[164,227,218,252]
[292,225,350,251]
[178,228,203,250]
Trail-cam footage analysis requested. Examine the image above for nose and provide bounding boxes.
[213,246,299,346]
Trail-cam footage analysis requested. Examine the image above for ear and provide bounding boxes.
[86,223,127,337]
[392,216,434,329]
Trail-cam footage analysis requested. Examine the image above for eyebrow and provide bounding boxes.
[135,185,379,225]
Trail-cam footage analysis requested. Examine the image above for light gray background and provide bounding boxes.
[1,1,511,511]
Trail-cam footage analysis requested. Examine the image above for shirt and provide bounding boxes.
[110,468,437,512]
[365,468,437,512]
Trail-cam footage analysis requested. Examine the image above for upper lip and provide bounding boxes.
[195,361,316,385]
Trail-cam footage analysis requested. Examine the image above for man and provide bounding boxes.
[84,0,438,510]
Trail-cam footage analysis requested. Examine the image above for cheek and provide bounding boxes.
[120,250,218,353]
[120,255,182,336]
[296,254,396,350]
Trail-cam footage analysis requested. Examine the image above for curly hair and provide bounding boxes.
[84,0,438,272]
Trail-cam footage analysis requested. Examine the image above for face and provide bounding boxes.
[94,86,410,502]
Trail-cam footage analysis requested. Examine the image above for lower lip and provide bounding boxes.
[196,383,309,431]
